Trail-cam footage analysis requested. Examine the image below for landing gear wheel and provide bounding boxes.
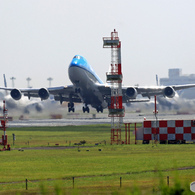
[96,106,103,113]
[86,106,89,113]
[68,102,75,112]
[83,106,90,113]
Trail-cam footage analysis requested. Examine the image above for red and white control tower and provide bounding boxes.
[103,29,124,144]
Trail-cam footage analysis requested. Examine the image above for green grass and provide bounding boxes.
[7,124,142,147]
[0,124,195,194]
[7,125,112,147]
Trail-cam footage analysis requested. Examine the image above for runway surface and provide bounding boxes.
[8,112,195,127]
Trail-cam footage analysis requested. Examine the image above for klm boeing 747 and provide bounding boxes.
[1,55,195,113]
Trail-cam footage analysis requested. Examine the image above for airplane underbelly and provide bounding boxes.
[69,66,107,108]
[69,66,88,86]
[81,82,108,108]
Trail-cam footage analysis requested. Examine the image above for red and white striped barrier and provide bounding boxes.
[143,120,195,141]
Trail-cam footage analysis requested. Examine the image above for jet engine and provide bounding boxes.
[38,88,49,100]
[163,86,176,98]
[10,89,22,100]
[126,87,138,99]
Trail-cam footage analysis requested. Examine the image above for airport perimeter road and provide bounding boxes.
[8,112,195,127]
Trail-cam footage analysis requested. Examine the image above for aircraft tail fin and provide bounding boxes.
[156,74,159,86]
[3,74,8,96]
[3,74,7,88]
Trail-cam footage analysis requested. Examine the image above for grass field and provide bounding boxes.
[7,124,112,147]
[0,124,195,194]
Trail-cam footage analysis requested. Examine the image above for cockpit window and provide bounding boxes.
[73,55,81,59]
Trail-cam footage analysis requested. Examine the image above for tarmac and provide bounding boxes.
[8,112,195,127]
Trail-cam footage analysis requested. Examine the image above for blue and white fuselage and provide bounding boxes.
[68,55,107,112]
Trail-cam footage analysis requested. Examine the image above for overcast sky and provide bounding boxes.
[0,0,195,88]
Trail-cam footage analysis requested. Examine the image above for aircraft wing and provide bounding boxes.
[98,83,195,102]
[1,83,195,104]
[97,84,150,103]
[134,84,195,98]
[171,84,195,91]
[0,85,82,103]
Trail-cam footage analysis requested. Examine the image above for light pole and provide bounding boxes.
[47,77,53,87]
[10,77,16,88]
[26,77,32,88]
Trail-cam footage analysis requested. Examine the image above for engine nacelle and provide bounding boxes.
[163,86,175,98]
[10,89,22,100]
[38,88,49,100]
[126,87,138,99]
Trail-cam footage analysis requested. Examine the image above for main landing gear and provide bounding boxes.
[96,106,103,113]
[82,106,89,113]
[68,102,75,112]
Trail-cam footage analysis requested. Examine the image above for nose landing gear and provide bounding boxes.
[82,106,89,113]
[96,106,103,113]
[68,102,75,112]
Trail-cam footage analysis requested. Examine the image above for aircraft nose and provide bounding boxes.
[69,58,78,67]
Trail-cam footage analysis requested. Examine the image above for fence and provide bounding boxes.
[0,166,189,191]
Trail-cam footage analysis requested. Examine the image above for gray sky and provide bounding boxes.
[0,0,195,88]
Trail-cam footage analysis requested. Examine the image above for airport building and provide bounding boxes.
[160,68,195,99]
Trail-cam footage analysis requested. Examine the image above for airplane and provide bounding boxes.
[1,55,195,113]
